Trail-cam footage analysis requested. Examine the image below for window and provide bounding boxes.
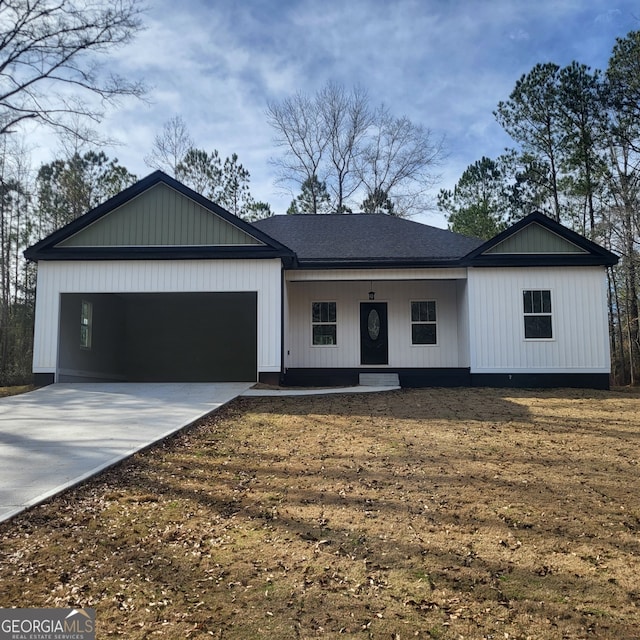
[80,300,93,349]
[312,302,337,345]
[523,290,552,339]
[411,300,437,345]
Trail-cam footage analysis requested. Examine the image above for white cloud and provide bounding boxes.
[18,0,640,223]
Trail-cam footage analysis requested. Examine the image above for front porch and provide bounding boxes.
[282,268,470,386]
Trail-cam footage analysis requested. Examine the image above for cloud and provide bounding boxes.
[509,28,530,42]
[20,0,640,223]
[594,9,623,25]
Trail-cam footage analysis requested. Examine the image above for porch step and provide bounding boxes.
[359,372,400,387]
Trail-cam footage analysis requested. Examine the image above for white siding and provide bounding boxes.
[468,266,610,373]
[456,280,470,367]
[32,259,282,375]
[286,279,465,368]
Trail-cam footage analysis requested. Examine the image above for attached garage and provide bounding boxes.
[25,172,293,385]
[58,292,257,382]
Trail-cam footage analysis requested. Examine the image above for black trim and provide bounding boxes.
[467,254,618,268]
[24,171,295,263]
[470,373,610,390]
[284,368,360,387]
[282,368,471,388]
[27,245,291,262]
[33,373,55,386]
[463,212,618,267]
[258,372,281,386]
[282,368,610,390]
[400,368,471,387]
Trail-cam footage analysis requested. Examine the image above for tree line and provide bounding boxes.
[438,31,640,385]
[0,0,270,383]
[0,0,143,385]
[0,124,273,384]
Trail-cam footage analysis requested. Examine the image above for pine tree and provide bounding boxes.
[287,176,332,214]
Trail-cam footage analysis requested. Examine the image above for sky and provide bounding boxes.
[30,0,640,227]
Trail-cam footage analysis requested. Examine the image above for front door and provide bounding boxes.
[360,302,388,365]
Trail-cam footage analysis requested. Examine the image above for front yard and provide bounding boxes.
[1,387,639,639]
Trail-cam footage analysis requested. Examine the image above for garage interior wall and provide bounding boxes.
[58,292,257,382]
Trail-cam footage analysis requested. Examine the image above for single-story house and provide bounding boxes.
[25,171,619,389]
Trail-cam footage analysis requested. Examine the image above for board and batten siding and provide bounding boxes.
[285,279,466,369]
[484,222,587,254]
[32,259,282,375]
[467,266,610,373]
[456,279,470,367]
[57,183,262,247]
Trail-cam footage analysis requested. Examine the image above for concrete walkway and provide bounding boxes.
[0,382,251,523]
[241,385,400,396]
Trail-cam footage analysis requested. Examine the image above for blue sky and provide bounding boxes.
[41,0,640,226]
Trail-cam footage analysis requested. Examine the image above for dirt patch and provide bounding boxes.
[0,384,34,397]
[1,387,640,639]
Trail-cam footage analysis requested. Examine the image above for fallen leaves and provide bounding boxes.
[0,387,640,638]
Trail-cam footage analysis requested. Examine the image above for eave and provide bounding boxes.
[292,257,465,270]
[24,245,295,265]
[464,254,619,268]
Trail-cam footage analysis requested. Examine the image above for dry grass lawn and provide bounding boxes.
[1,387,640,639]
[0,384,33,397]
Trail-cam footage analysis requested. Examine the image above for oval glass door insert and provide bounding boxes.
[367,309,380,340]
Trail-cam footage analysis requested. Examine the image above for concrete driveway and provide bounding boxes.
[0,382,251,523]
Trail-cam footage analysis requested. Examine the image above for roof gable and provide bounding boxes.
[56,182,261,248]
[464,212,618,267]
[484,221,588,255]
[25,171,294,262]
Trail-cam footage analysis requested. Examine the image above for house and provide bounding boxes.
[25,171,618,389]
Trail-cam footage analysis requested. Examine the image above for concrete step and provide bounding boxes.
[359,372,400,387]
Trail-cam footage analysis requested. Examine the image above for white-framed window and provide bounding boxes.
[411,300,437,345]
[312,301,337,345]
[523,290,552,339]
[80,300,93,349]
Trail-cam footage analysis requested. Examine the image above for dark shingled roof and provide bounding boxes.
[253,214,483,267]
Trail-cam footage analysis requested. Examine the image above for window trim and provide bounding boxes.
[80,299,93,350]
[410,299,438,346]
[523,289,554,341]
[311,301,337,347]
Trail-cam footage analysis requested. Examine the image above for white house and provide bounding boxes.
[25,171,618,389]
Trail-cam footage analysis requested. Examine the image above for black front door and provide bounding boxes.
[360,302,388,365]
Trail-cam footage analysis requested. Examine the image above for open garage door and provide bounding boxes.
[58,292,257,382]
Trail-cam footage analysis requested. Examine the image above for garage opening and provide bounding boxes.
[57,292,257,382]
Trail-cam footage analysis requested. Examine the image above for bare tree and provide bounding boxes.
[145,116,194,177]
[318,82,371,212]
[0,0,145,138]
[267,83,443,215]
[267,91,328,214]
[357,106,444,216]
